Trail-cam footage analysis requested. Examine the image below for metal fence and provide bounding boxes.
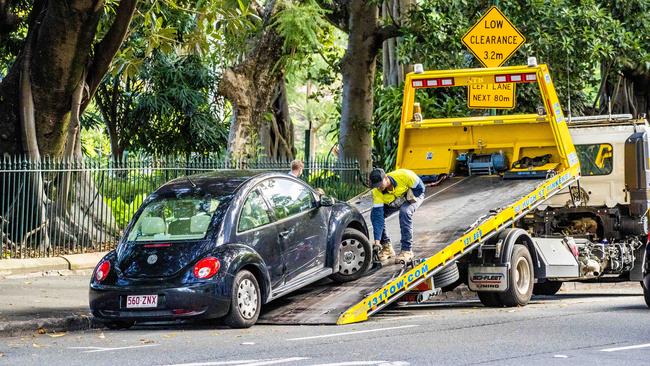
[0,156,367,259]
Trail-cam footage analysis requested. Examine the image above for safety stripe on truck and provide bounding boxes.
[337,166,580,325]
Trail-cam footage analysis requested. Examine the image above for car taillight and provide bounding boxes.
[95,260,111,282]
[193,257,220,279]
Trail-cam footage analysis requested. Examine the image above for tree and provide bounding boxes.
[316,0,399,173]
[217,0,295,161]
[0,0,136,253]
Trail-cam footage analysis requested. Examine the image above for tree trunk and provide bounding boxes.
[339,1,381,174]
[381,0,414,87]
[219,5,295,161]
[0,0,135,256]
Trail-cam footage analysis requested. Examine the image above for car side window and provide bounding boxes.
[259,178,315,220]
[238,190,271,232]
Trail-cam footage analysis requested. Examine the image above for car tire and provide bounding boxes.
[224,270,261,329]
[498,244,534,307]
[533,281,563,296]
[477,291,503,307]
[103,320,135,330]
[329,228,372,283]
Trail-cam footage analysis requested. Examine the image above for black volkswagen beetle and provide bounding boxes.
[90,171,371,328]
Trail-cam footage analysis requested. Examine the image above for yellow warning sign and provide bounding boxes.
[462,6,526,68]
[467,82,516,109]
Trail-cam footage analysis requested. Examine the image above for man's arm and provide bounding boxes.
[407,170,425,197]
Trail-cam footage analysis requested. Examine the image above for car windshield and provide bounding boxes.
[126,194,224,242]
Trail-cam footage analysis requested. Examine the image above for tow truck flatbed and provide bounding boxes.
[263,64,581,325]
[259,175,551,324]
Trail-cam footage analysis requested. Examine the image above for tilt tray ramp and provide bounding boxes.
[258,174,566,325]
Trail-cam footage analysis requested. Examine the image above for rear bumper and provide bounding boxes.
[89,282,230,322]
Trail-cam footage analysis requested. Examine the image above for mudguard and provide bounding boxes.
[325,202,369,269]
[496,228,540,274]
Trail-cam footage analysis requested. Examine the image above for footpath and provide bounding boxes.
[0,252,107,337]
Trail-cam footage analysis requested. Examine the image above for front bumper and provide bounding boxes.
[89,282,231,322]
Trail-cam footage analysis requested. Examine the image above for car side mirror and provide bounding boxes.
[320,195,334,207]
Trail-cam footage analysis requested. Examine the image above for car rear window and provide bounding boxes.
[126,195,223,242]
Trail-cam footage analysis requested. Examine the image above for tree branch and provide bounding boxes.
[82,0,137,113]
[316,0,349,33]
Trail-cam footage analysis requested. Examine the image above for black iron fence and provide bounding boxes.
[0,156,367,259]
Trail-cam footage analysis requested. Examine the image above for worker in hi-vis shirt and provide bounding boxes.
[369,168,425,264]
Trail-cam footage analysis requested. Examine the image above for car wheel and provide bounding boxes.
[533,280,563,296]
[224,270,261,328]
[329,228,372,283]
[498,244,534,307]
[103,320,134,330]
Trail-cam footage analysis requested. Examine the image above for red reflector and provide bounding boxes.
[144,243,172,248]
[172,309,193,315]
[412,77,455,88]
[95,260,111,282]
[193,257,220,279]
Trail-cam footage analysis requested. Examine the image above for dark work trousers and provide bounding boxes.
[379,194,424,251]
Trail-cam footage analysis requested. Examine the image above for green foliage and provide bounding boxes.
[131,53,229,156]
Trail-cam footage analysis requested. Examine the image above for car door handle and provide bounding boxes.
[279,230,290,238]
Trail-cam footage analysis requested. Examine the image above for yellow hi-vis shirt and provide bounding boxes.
[371,169,423,207]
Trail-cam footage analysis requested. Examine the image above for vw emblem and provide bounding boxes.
[147,254,158,264]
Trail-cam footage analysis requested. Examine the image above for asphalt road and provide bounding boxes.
[2,284,648,366]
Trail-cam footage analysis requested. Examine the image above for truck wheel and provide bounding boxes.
[498,244,534,307]
[329,228,372,283]
[435,263,460,291]
[478,292,503,307]
[224,270,260,328]
[533,281,563,296]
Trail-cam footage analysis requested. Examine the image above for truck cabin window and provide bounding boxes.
[576,144,613,176]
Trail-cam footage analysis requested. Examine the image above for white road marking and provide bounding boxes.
[68,344,160,353]
[161,361,262,366]
[553,355,568,358]
[310,362,409,366]
[286,324,418,341]
[162,358,309,366]
[600,343,650,352]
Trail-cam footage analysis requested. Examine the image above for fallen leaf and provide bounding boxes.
[32,343,42,348]
[139,338,154,344]
[47,332,66,338]
[36,327,46,335]
[98,332,106,339]
[0,352,4,357]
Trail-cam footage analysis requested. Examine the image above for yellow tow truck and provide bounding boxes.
[258,63,648,326]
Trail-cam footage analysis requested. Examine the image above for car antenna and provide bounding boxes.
[186,175,197,188]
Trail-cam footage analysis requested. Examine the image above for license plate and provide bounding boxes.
[126,295,158,308]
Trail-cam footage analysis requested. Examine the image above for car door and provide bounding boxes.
[258,178,329,283]
[235,189,284,289]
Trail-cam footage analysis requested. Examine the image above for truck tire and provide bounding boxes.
[498,244,534,307]
[434,263,460,290]
[478,292,502,307]
[533,281,563,296]
[329,228,372,283]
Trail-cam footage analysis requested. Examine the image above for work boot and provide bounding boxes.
[377,244,395,263]
[395,250,414,264]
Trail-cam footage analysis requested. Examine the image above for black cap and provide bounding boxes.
[369,168,386,188]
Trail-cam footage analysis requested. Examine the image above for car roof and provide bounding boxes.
[155,170,303,197]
